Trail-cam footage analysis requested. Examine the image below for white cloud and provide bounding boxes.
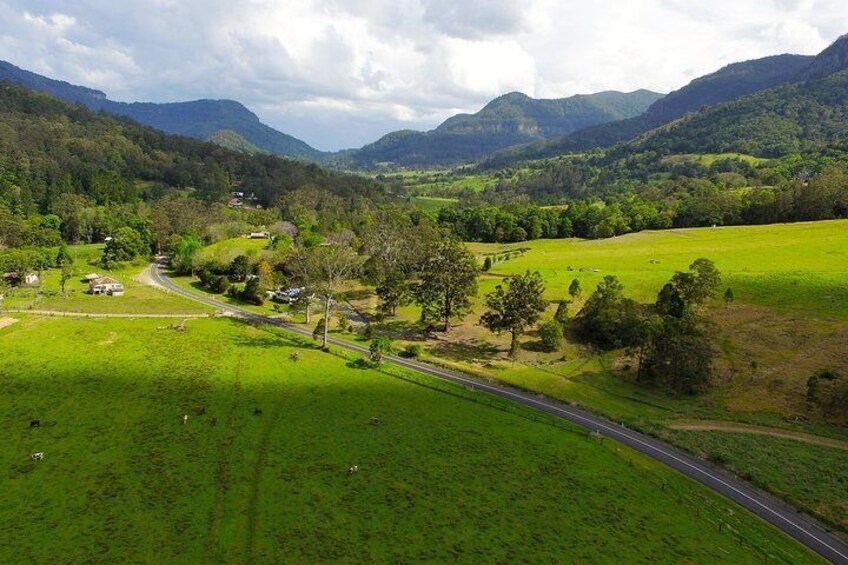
[0,0,844,150]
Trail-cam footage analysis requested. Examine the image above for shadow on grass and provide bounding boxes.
[429,339,502,362]
[373,319,428,342]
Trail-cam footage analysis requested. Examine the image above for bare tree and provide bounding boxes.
[288,234,362,348]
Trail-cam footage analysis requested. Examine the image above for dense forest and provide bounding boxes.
[0,82,379,252]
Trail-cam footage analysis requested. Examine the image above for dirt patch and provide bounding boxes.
[667,420,848,451]
[0,317,19,330]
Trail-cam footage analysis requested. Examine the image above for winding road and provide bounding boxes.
[148,260,848,564]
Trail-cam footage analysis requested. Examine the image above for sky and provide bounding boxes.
[0,1,845,151]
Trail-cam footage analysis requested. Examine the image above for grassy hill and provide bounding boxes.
[0,315,822,562]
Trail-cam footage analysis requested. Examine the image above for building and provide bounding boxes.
[228,198,243,208]
[24,273,39,286]
[247,231,270,239]
[89,276,124,296]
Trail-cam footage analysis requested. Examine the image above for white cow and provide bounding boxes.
[31,452,44,461]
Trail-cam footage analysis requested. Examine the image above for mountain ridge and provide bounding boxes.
[333,89,664,169]
[0,60,323,159]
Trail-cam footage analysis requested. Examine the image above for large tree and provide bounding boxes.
[671,258,721,311]
[290,233,362,349]
[573,275,644,350]
[415,238,478,332]
[481,271,547,358]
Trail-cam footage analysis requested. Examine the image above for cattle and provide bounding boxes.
[195,406,206,416]
[347,465,359,475]
[370,417,381,426]
[31,452,44,461]
[29,419,41,428]
[210,417,218,426]
[253,408,263,416]
[182,414,188,425]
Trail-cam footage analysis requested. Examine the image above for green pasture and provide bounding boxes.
[471,220,848,319]
[0,316,821,563]
[1,245,210,315]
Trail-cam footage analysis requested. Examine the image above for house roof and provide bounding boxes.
[90,276,122,286]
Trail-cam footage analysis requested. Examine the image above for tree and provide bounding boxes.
[656,283,685,318]
[481,271,546,358]
[375,271,412,317]
[568,278,582,300]
[240,276,264,305]
[170,234,203,276]
[312,318,326,342]
[255,259,274,289]
[59,262,74,295]
[294,234,362,349]
[538,320,563,352]
[723,287,735,306]
[229,255,250,282]
[369,336,393,363]
[671,258,722,310]
[416,238,478,332]
[554,299,570,327]
[482,256,492,272]
[55,243,73,267]
[573,275,644,350]
[643,315,713,395]
[101,226,147,267]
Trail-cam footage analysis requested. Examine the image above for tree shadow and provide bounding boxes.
[374,319,429,342]
[428,339,502,362]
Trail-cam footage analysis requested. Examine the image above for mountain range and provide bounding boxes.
[486,35,848,167]
[329,89,664,168]
[2,33,848,170]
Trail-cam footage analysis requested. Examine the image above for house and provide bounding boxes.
[228,198,243,208]
[2,271,39,286]
[231,191,245,198]
[89,276,124,296]
[247,231,270,239]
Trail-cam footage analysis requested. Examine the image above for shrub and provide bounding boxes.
[400,344,423,359]
[312,319,326,342]
[369,336,393,363]
[538,320,563,352]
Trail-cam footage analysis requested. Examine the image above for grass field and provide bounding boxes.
[1,245,211,316]
[344,220,848,530]
[0,316,822,562]
[469,220,848,318]
[197,237,273,264]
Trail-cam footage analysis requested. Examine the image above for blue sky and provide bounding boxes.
[0,0,845,150]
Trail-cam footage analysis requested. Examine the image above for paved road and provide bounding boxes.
[149,261,848,564]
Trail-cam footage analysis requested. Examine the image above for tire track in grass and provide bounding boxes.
[243,392,284,563]
[205,355,244,558]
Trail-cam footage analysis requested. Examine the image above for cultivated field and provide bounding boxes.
[0,316,822,563]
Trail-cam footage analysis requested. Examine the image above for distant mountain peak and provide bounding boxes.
[799,33,848,81]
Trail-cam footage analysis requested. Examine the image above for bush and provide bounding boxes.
[369,336,393,363]
[482,256,492,272]
[538,321,563,352]
[312,318,326,342]
[400,344,424,359]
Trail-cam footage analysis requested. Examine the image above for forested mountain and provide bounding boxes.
[484,53,816,167]
[332,90,663,169]
[0,82,374,218]
[621,69,848,158]
[0,60,322,159]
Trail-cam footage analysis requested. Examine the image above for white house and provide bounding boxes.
[89,276,124,296]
